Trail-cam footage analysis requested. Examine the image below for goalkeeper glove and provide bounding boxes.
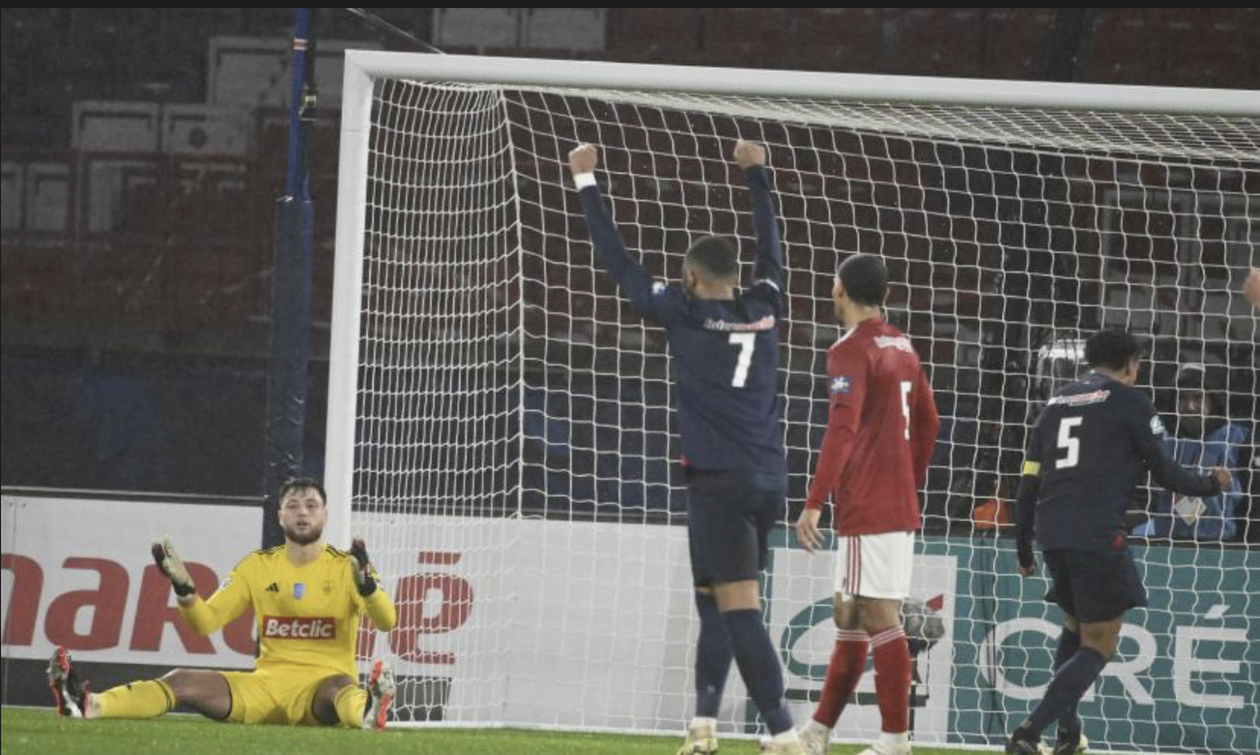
[350,538,378,597]
[151,536,196,598]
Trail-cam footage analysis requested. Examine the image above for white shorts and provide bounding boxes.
[833,531,915,600]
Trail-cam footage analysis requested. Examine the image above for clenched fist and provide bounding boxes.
[569,143,599,176]
[733,139,766,170]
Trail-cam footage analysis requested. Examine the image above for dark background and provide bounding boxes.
[2,9,1256,528]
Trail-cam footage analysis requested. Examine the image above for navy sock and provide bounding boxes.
[1026,647,1107,735]
[721,608,793,735]
[694,591,733,718]
[1053,628,1082,732]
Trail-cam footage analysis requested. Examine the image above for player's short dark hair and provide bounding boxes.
[685,236,739,281]
[1084,328,1143,371]
[279,477,327,507]
[837,254,888,307]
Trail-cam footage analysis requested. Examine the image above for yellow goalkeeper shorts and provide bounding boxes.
[221,665,350,725]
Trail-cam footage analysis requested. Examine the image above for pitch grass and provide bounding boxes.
[1,706,1003,754]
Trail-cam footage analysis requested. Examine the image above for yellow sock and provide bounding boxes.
[333,684,368,728]
[94,679,176,719]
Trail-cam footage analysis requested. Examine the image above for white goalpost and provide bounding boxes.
[326,52,1259,753]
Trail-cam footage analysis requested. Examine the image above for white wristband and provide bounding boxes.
[572,172,597,190]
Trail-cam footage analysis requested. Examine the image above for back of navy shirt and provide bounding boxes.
[576,166,786,476]
[1025,372,1219,550]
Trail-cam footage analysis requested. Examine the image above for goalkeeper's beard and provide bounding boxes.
[283,520,324,546]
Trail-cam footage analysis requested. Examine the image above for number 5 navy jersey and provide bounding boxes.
[1024,372,1220,551]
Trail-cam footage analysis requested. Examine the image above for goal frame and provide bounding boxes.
[325,50,1258,548]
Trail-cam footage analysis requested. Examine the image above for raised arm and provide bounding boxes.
[734,140,783,293]
[172,552,252,636]
[152,537,249,635]
[569,143,682,323]
[351,538,397,632]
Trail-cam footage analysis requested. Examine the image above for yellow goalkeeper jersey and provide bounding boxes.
[178,544,396,679]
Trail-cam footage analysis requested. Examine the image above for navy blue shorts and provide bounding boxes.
[685,468,786,588]
[1043,548,1148,623]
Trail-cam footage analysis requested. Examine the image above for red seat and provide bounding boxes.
[898,9,985,78]
[791,8,884,73]
[0,244,74,316]
[983,9,1055,81]
[82,243,169,321]
[607,9,703,63]
[1087,9,1154,84]
[705,9,789,68]
[1161,9,1256,87]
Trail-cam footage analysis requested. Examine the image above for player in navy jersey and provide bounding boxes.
[1005,329,1231,755]
[794,254,939,755]
[569,140,801,755]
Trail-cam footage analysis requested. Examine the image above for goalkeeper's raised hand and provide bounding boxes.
[350,537,379,597]
[151,536,196,598]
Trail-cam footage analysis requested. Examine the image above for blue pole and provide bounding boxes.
[263,8,315,547]
[285,9,310,200]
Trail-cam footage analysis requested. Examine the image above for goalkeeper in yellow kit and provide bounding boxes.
[47,478,399,729]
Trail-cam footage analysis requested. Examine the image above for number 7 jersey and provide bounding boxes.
[575,166,788,476]
[654,287,786,475]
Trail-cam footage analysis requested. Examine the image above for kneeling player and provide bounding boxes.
[48,478,398,729]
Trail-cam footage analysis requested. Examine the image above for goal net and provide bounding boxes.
[326,53,1260,753]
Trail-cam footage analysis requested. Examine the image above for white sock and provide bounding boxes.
[805,718,831,737]
[879,731,909,750]
[690,716,717,732]
[773,728,801,744]
[84,692,100,719]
